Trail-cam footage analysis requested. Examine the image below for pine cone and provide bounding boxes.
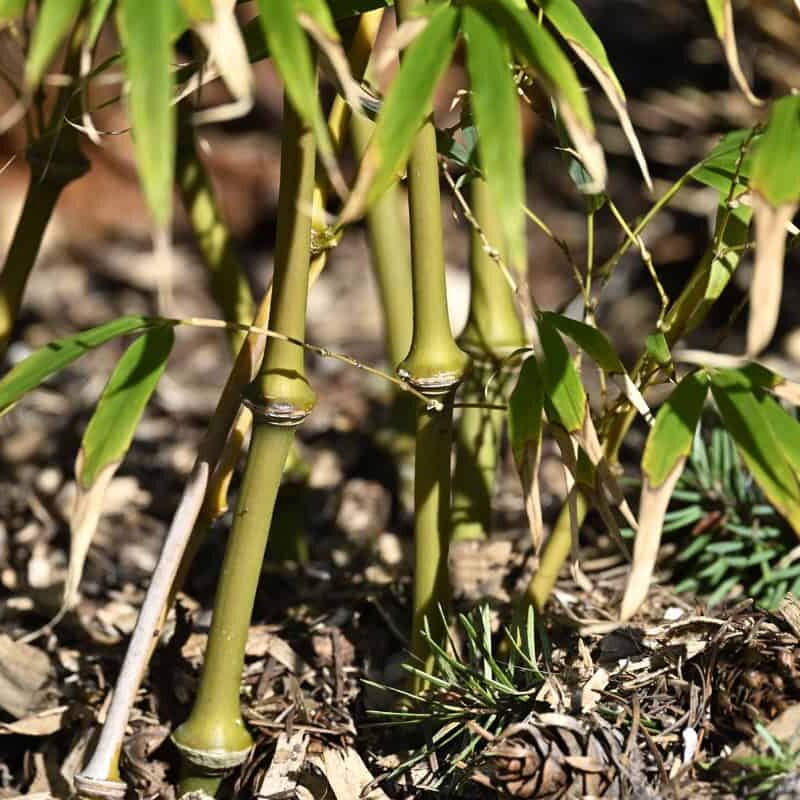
[473,713,623,798]
[710,636,800,739]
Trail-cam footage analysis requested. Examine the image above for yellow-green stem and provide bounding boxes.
[411,400,456,681]
[395,0,468,672]
[176,106,255,355]
[0,130,89,357]
[173,94,316,796]
[451,368,508,542]
[173,424,294,796]
[452,176,525,542]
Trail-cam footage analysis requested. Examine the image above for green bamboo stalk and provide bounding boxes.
[350,114,413,370]
[171,93,317,797]
[394,0,468,679]
[175,105,255,355]
[452,176,525,542]
[0,112,89,357]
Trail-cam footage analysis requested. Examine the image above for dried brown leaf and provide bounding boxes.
[747,194,797,357]
[0,635,52,718]
[718,1,763,106]
[570,42,651,191]
[620,459,685,621]
[192,0,254,125]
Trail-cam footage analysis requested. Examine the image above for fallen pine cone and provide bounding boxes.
[472,712,623,798]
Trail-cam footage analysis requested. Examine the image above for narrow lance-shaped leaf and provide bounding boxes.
[472,0,606,193]
[0,316,163,415]
[746,94,800,356]
[25,0,83,88]
[87,0,115,51]
[340,3,460,223]
[179,0,213,19]
[704,0,761,106]
[537,315,585,433]
[620,370,708,621]
[255,0,344,197]
[711,368,800,535]
[463,6,526,275]
[0,0,24,22]
[537,316,635,526]
[729,361,800,407]
[117,0,176,226]
[534,0,651,190]
[542,311,651,422]
[508,356,545,554]
[67,326,174,610]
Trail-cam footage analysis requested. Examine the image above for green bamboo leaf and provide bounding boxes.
[0,0,24,22]
[340,3,459,222]
[462,6,525,274]
[178,0,213,20]
[255,0,342,196]
[87,0,114,50]
[537,316,586,433]
[645,331,672,367]
[117,0,176,226]
[711,369,800,534]
[751,95,800,208]
[541,312,623,373]
[533,0,650,189]
[642,371,708,487]
[66,326,173,611]
[508,356,545,552]
[25,0,83,88]
[471,0,605,192]
[745,94,800,356]
[760,394,800,483]
[0,316,162,415]
[78,326,174,488]
[508,356,544,468]
[704,0,760,105]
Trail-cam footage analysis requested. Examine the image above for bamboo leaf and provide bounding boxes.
[541,312,623,373]
[67,327,174,609]
[77,326,174,489]
[117,0,176,226]
[179,0,213,19]
[537,315,586,433]
[463,6,526,274]
[255,0,344,197]
[746,94,800,356]
[471,0,606,192]
[340,3,459,223]
[25,0,83,88]
[0,0,24,22]
[704,0,761,105]
[508,356,545,553]
[87,0,114,50]
[642,371,708,487]
[711,368,800,534]
[0,316,162,415]
[534,0,651,190]
[760,394,800,484]
[621,371,709,620]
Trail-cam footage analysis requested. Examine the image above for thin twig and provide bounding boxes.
[177,316,443,411]
[607,197,669,325]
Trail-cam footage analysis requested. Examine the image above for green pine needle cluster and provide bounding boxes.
[366,605,546,791]
[665,418,798,609]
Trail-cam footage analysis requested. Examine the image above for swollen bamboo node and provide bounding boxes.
[73,775,127,800]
